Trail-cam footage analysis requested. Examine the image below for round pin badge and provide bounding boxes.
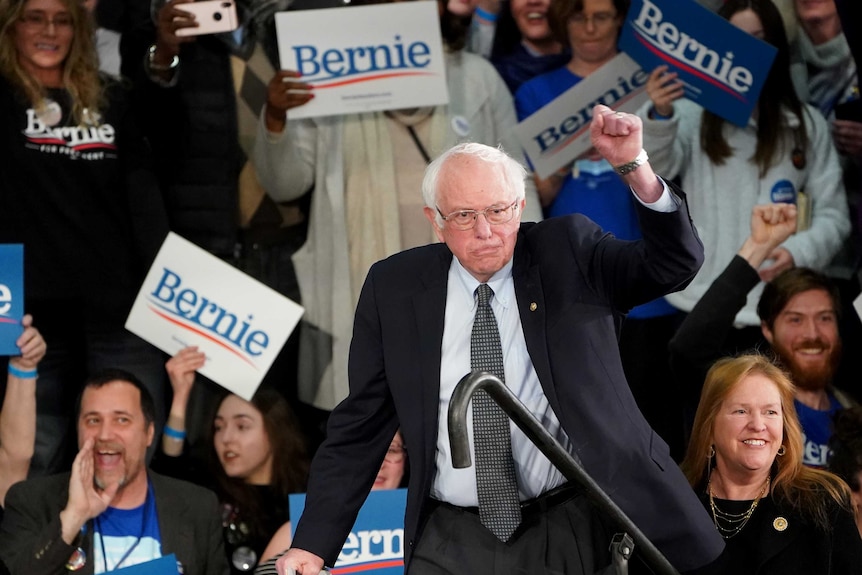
[39,99,62,127]
[773,516,788,532]
[770,179,796,204]
[451,115,470,137]
[82,107,101,125]
[791,147,806,170]
[66,547,86,571]
[232,546,258,571]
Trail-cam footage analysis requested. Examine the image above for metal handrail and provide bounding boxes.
[447,371,681,575]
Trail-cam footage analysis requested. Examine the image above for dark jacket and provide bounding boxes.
[0,471,229,575]
[120,9,281,257]
[695,489,862,574]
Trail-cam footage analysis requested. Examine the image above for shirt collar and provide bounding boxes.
[452,257,514,309]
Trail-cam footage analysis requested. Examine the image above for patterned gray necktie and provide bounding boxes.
[471,283,522,541]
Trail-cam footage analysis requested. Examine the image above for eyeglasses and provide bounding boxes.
[384,443,406,463]
[436,199,519,231]
[18,11,74,30]
[569,11,618,27]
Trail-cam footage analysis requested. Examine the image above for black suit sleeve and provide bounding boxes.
[0,480,78,575]
[582,180,704,313]
[290,267,400,566]
[668,255,761,404]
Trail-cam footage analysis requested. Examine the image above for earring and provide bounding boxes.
[777,445,786,457]
[708,445,715,458]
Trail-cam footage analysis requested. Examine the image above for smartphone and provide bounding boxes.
[175,0,239,37]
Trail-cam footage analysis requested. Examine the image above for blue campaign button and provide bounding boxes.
[770,179,797,204]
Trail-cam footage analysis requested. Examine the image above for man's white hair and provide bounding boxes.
[421,142,527,227]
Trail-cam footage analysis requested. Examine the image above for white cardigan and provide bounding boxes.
[638,99,849,326]
[254,50,542,409]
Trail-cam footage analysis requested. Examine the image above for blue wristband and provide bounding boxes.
[474,6,498,21]
[163,425,186,440]
[8,364,37,379]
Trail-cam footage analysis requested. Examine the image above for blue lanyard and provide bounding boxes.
[96,481,154,572]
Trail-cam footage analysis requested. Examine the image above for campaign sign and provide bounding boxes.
[275,1,448,119]
[618,0,777,126]
[114,554,180,575]
[125,233,304,401]
[514,52,650,179]
[0,244,24,356]
[289,489,407,574]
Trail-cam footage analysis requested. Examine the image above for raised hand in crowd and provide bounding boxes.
[645,64,685,118]
[150,0,198,76]
[163,346,206,456]
[738,203,798,272]
[7,315,45,375]
[264,70,315,133]
[755,203,798,283]
[0,315,45,507]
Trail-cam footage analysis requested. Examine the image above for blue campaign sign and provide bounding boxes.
[289,488,407,574]
[618,0,777,126]
[0,244,24,356]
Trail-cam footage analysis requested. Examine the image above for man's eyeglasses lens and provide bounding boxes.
[438,200,519,230]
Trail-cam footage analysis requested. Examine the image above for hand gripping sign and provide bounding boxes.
[618,0,777,126]
[275,1,448,119]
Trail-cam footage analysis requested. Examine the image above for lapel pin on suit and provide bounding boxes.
[530,302,537,311]
[773,517,788,531]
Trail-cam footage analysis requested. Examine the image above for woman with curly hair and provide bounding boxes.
[681,354,862,573]
[0,0,168,476]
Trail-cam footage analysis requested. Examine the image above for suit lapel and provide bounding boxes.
[512,234,554,401]
[753,498,801,571]
[149,473,193,563]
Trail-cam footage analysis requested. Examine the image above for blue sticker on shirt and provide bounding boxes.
[770,179,797,204]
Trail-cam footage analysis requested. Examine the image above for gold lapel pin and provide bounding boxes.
[530,302,537,311]
[773,517,788,532]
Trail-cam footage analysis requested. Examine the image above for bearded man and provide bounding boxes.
[758,268,856,466]
[0,369,228,575]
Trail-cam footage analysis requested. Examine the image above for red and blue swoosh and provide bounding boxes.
[631,30,749,102]
[146,300,259,369]
[25,135,118,152]
[309,70,437,89]
[331,559,403,574]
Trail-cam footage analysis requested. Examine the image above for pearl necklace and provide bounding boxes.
[708,475,770,539]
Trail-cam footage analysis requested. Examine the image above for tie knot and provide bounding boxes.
[476,284,494,307]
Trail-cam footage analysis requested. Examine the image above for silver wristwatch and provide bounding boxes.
[613,149,649,175]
